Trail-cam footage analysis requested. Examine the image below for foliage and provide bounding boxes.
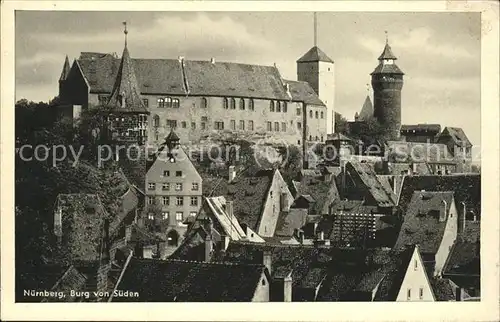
[276,144,302,185]
[335,112,349,134]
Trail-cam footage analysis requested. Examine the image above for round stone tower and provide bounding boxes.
[371,37,404,140]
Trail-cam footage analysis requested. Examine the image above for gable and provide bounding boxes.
[147,147,201,183]
[396,248,435,301]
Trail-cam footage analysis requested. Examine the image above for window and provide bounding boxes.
[276,102,281,112]
[201,97,208,108]
[249,99,254,111]
[315,111,319,119]
[176,212,183,221]
[296,108,301,115]
[181,121,187,128]
[176,197,184,206]
[201,116,208,122]
[172,98,180,108]
[162,183,170,191]
[321,136,323,142]
[270,101,275,112]
[414,260,418,270]
[309,110,313,118]
[142,98,149,107]
[274,122,279,132]
[191,122,196,129]
[407,289,411,300]
[176,171,182,177]
[230,120,236,130]
[230,98,236,109]
[163,170,170,177]
[223,98,229,109]
[167,119,177,128]
[153,115,160,127]
[283,102,288,113]
[315,136,319,141]
[320,111,324,119]
[201,122,206,130]
[148,196,154,205]
[249,120,254,131]
[239,98,245,110]
[192,182,199,191]
[215,121,224,130]
[165,97,172,108]
[281,122,286,132]
[419,288,423,300]
[190,211,197,217]
[239,120,245,131]
[163,212,169,220]
[297,122,302,130]
[148,183,156,190]
[162,196,169,205]
[175,183,183,191]
[157,98,165,108]
[298,140,301,145]
[148,213,154,220]
[267,122,272,131]
[262,279,266,286]
[190,196,198,206]
[309,135,312,141]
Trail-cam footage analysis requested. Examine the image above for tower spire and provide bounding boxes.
[385,30,388,44]
[313,12,317,47]
[123,21,128,47]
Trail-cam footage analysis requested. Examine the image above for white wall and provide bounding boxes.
[435,199,458,276]
[396,247,435,302]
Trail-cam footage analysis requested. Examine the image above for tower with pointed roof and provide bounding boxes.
[104,23,150,188]
[371,33,404,140]
[58,55,71,102]
[297,12,335,135]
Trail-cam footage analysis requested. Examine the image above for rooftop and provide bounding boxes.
[297,46,334,63]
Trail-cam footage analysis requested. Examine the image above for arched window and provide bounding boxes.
[309,135,312,141]
[153,115,160,127]
[239,98,245,110]
[201,97,208,108]
[276,102,281,112]
[167,230,180,247]
[165,97,172,108]
[283,102,288,113]
[315,111,319,119]
[230,98,236,109]
[249,99,254,111]
[270,101,275,112]
[320,111,324,119]
[309,110,313,118]
[223,98,228,109]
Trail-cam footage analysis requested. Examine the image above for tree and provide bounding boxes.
[276,144,302,185]
[335,112,349,134]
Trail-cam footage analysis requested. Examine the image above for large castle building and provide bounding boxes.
[58,28,335,149]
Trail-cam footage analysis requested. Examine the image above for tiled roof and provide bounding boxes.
[76,52,321,102]
[293,177,339,215]
[274,209,308,237]
[371,63,404,75]
[397,174,480,223]
[358,95,374,121]
[205,196,247,240]
[106,46,148,113]
[297,46,334,63]
[439,127,472,148]
[59,55,71,81]
[401,124,441,133]
[394,191,454,254]
[42,266,88,302]
[431,278,464,301]
[55,193,108,261]
[201,169,274,231]
[285,80,325,106]
[373,245,416,301]
[444,221,480,277]
[378,43,398,60]
[346,161,396,207]
[114,258,267,301]
[386,141,455,164]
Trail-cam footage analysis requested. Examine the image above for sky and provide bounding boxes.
[15,11,481,146]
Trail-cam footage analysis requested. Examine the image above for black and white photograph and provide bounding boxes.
[2,1,499,321]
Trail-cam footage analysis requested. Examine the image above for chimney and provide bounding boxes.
[455,287,464,301]
[226,200,234,219]
[222,235,230,251]
[262,250,272,275]
[228,165,236,183]
[204,217,213,262]
[299,230,305,244]
[461,202,466,232]
[283,275,292,302]
[54,206,63,243]
[210,57,215,64]
[125,225,132,244]
[280,192,289,212]
[318,230,324,241]
[440,199,447,222]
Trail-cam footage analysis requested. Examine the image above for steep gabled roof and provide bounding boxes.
[394,191,454,254]
[113,258,267,301]
[59,55,71,81]
[297,46,334,63]
[378,43,398,60]
[443,221,480,277]
[106,45,147,113]
[285,80,325,106]
[438,127,472,148]
[205,196,247,240]
[358,95,374,121]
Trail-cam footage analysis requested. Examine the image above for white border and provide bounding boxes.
[1,1,499,321]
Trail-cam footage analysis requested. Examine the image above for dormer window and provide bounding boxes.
[165,97,172,108]
[201,97,208,109]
